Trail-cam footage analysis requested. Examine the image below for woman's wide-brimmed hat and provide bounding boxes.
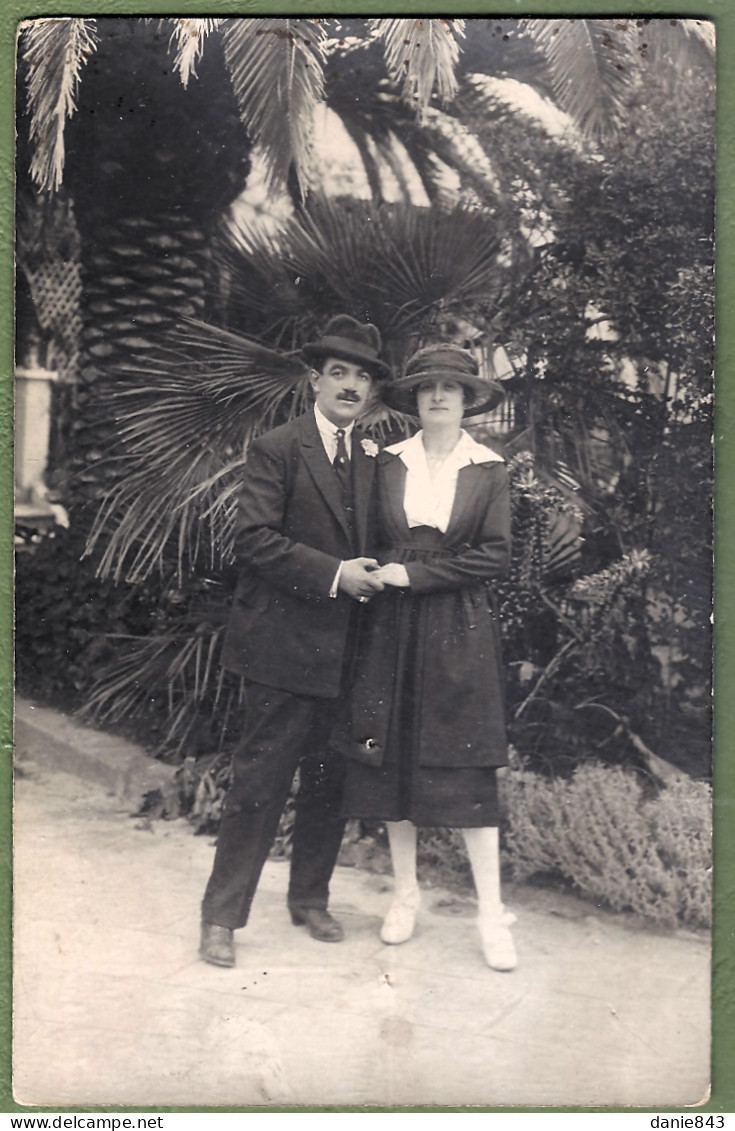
[301,315,391,379]
[382,343,505,417]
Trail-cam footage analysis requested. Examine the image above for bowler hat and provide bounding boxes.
[382,343,504,417]
[301,315,391,379]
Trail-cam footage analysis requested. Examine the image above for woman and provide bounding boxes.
[339,343,516,971]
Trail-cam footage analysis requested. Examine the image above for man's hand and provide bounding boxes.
[339,558,385,600]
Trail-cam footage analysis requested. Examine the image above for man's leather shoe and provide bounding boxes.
[289,907,345,942]
[200,922,235,967]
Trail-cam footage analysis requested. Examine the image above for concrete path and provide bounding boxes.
[12,702,710,1110]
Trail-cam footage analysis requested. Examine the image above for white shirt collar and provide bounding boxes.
[313,404,355,460]
[314,403,356,440]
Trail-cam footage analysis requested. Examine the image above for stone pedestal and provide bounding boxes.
[15,365,67,532]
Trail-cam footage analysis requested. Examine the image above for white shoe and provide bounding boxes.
[478,909,517,971]
[380,887,421,945]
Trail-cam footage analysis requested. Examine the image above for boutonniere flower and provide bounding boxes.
[361,438,379,458]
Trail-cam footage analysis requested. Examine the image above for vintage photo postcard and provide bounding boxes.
[11,13,718,1112]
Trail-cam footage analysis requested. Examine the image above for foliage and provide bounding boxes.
[502,68,713,777]
[500,759,712,930]
[489,452,683,778]
[14,525,156,710]
[523,18,635,143]
[77,576,245,756]
[21,18,98,192]
[221,19,327,198]
[137,751,234,833]
[19,17,713,199]
[370,18,464,116]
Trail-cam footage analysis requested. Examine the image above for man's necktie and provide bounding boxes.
[334,428,354,532]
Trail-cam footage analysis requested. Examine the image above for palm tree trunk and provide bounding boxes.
[70,210,214,510]
[60,18,252,514]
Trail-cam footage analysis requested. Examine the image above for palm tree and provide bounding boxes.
[16,16,713,510]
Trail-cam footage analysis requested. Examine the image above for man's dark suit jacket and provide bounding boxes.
[221,409,377,699]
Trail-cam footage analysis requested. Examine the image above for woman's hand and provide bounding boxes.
[372,563,410,588]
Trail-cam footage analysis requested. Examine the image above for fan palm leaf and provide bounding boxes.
[214,224,314,345]
[87,322,311,581]
[20,17,98,191]
[81,616,245,752]
[374,203,519,336]
[294,197,516,341]
[221,17,327,197]
[287,200,388,322]
[224,194,525,348]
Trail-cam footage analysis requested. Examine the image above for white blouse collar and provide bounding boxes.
[386,429,503,470]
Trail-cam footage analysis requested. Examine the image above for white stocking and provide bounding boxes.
[385,820,419,896]
[461,826,503,918]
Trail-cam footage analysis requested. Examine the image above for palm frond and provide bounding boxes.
[371,133,422,203]
[338,119,389,202]
[322,36,454,202]
[81,618,247,753]
[679,18,715,54]
[20,17,98,191]
[631,17,715,70]
[370,18,465,119]
[221,17,327,196]
[287,199,388,321]
[418,107,502,201]
[222,194,529,353]
[371,204,509,336]
[168,18,225,87]
[305,197,518,341]
[544,510,584,580]
[524,18,635,143]
[87,321,311,581]
[214,224,314,344]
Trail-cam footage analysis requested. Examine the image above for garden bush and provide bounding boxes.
[14,525,157,711]
[500,760,711,930]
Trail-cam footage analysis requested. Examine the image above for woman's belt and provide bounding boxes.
[381,544,454,557]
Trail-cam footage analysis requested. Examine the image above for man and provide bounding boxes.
[200,315,390,967]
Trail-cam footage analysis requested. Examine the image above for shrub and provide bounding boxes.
[500,760,711,930]
[14,525,157,709]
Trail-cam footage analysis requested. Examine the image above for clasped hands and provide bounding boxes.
[339,558,410,601]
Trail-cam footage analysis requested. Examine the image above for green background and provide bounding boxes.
[2,0,732,1115]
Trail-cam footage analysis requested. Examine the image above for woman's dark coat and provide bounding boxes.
[340,448,511,771]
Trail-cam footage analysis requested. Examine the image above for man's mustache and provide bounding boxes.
[337,392,361,402]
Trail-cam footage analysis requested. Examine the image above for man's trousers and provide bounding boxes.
[200,681,348,930]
